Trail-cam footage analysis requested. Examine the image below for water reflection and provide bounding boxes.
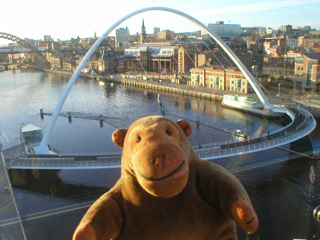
[9,169,107,197]
[1,70,319,239]
[241,157,319,240]
[10,168,120,240]
[8,147,319,240]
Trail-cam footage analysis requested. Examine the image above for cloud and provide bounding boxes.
[190,0,320,16]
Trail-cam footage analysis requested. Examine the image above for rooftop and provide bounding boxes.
[305,52,320,60]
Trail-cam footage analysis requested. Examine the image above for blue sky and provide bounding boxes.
[1,0,320,44]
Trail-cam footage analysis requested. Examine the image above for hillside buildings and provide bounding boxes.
[1,18,320,94]
[298,35,320,51]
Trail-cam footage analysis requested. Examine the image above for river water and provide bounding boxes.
[0,69,320,239]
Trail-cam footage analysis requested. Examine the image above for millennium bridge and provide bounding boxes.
[1,6,317,169]
[0,8,318,240]
[1,104,316,169]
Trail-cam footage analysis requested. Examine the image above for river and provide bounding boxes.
[0,69,319,239]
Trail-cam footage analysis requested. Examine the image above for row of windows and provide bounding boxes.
[191,81,247,93]
[161,50,173,55]
[191,71,245,79]
[191,79,245,86]
[226,74,244,78]
[192,75,246,84]
[206,72,223,76]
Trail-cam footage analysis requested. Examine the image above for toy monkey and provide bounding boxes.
[73,116,258,240]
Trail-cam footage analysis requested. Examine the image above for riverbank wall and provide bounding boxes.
[44,69,223,102]
[120,79,222,101]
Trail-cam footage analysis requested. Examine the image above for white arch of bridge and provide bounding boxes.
[35,7,275,154]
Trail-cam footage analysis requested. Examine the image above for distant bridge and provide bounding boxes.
[0,32,51,67]
[0,47,49,54]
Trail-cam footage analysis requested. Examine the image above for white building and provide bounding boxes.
[202,21,241,38]
[115,27,130,48]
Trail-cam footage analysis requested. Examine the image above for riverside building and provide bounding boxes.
[190,64,252,94]
[293,52,320,93]
[123,44,178,73]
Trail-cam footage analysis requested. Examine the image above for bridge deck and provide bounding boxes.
[2,106,317,170]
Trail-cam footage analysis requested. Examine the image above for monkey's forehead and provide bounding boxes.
[129,116,176,129]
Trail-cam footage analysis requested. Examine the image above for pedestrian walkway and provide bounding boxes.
[3,106,317,170]
[0,152,27,240]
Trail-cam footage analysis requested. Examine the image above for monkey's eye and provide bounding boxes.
[166,130,172,136]
[136,136,141,143]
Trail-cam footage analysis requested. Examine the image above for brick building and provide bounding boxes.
[261,57,295,78]
[123,45,178,73]
[298,35,320,51]
[190,64,251,93]
[293,52,320,93]
[178,44,202,74]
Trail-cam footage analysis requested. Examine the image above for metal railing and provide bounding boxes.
[198,115,316,160]
[4,107,317,169]
[6,155,121,169]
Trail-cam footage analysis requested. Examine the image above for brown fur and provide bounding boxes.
[73,116,258,240]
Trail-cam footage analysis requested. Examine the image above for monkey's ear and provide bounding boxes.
[176,119,192,137]
[112,128,128,148]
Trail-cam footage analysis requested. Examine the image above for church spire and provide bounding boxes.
[140,18,147,44]
[141,18,146,35]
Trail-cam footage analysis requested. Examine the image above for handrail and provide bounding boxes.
[6,119,316,169]
[4,106,317,169]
